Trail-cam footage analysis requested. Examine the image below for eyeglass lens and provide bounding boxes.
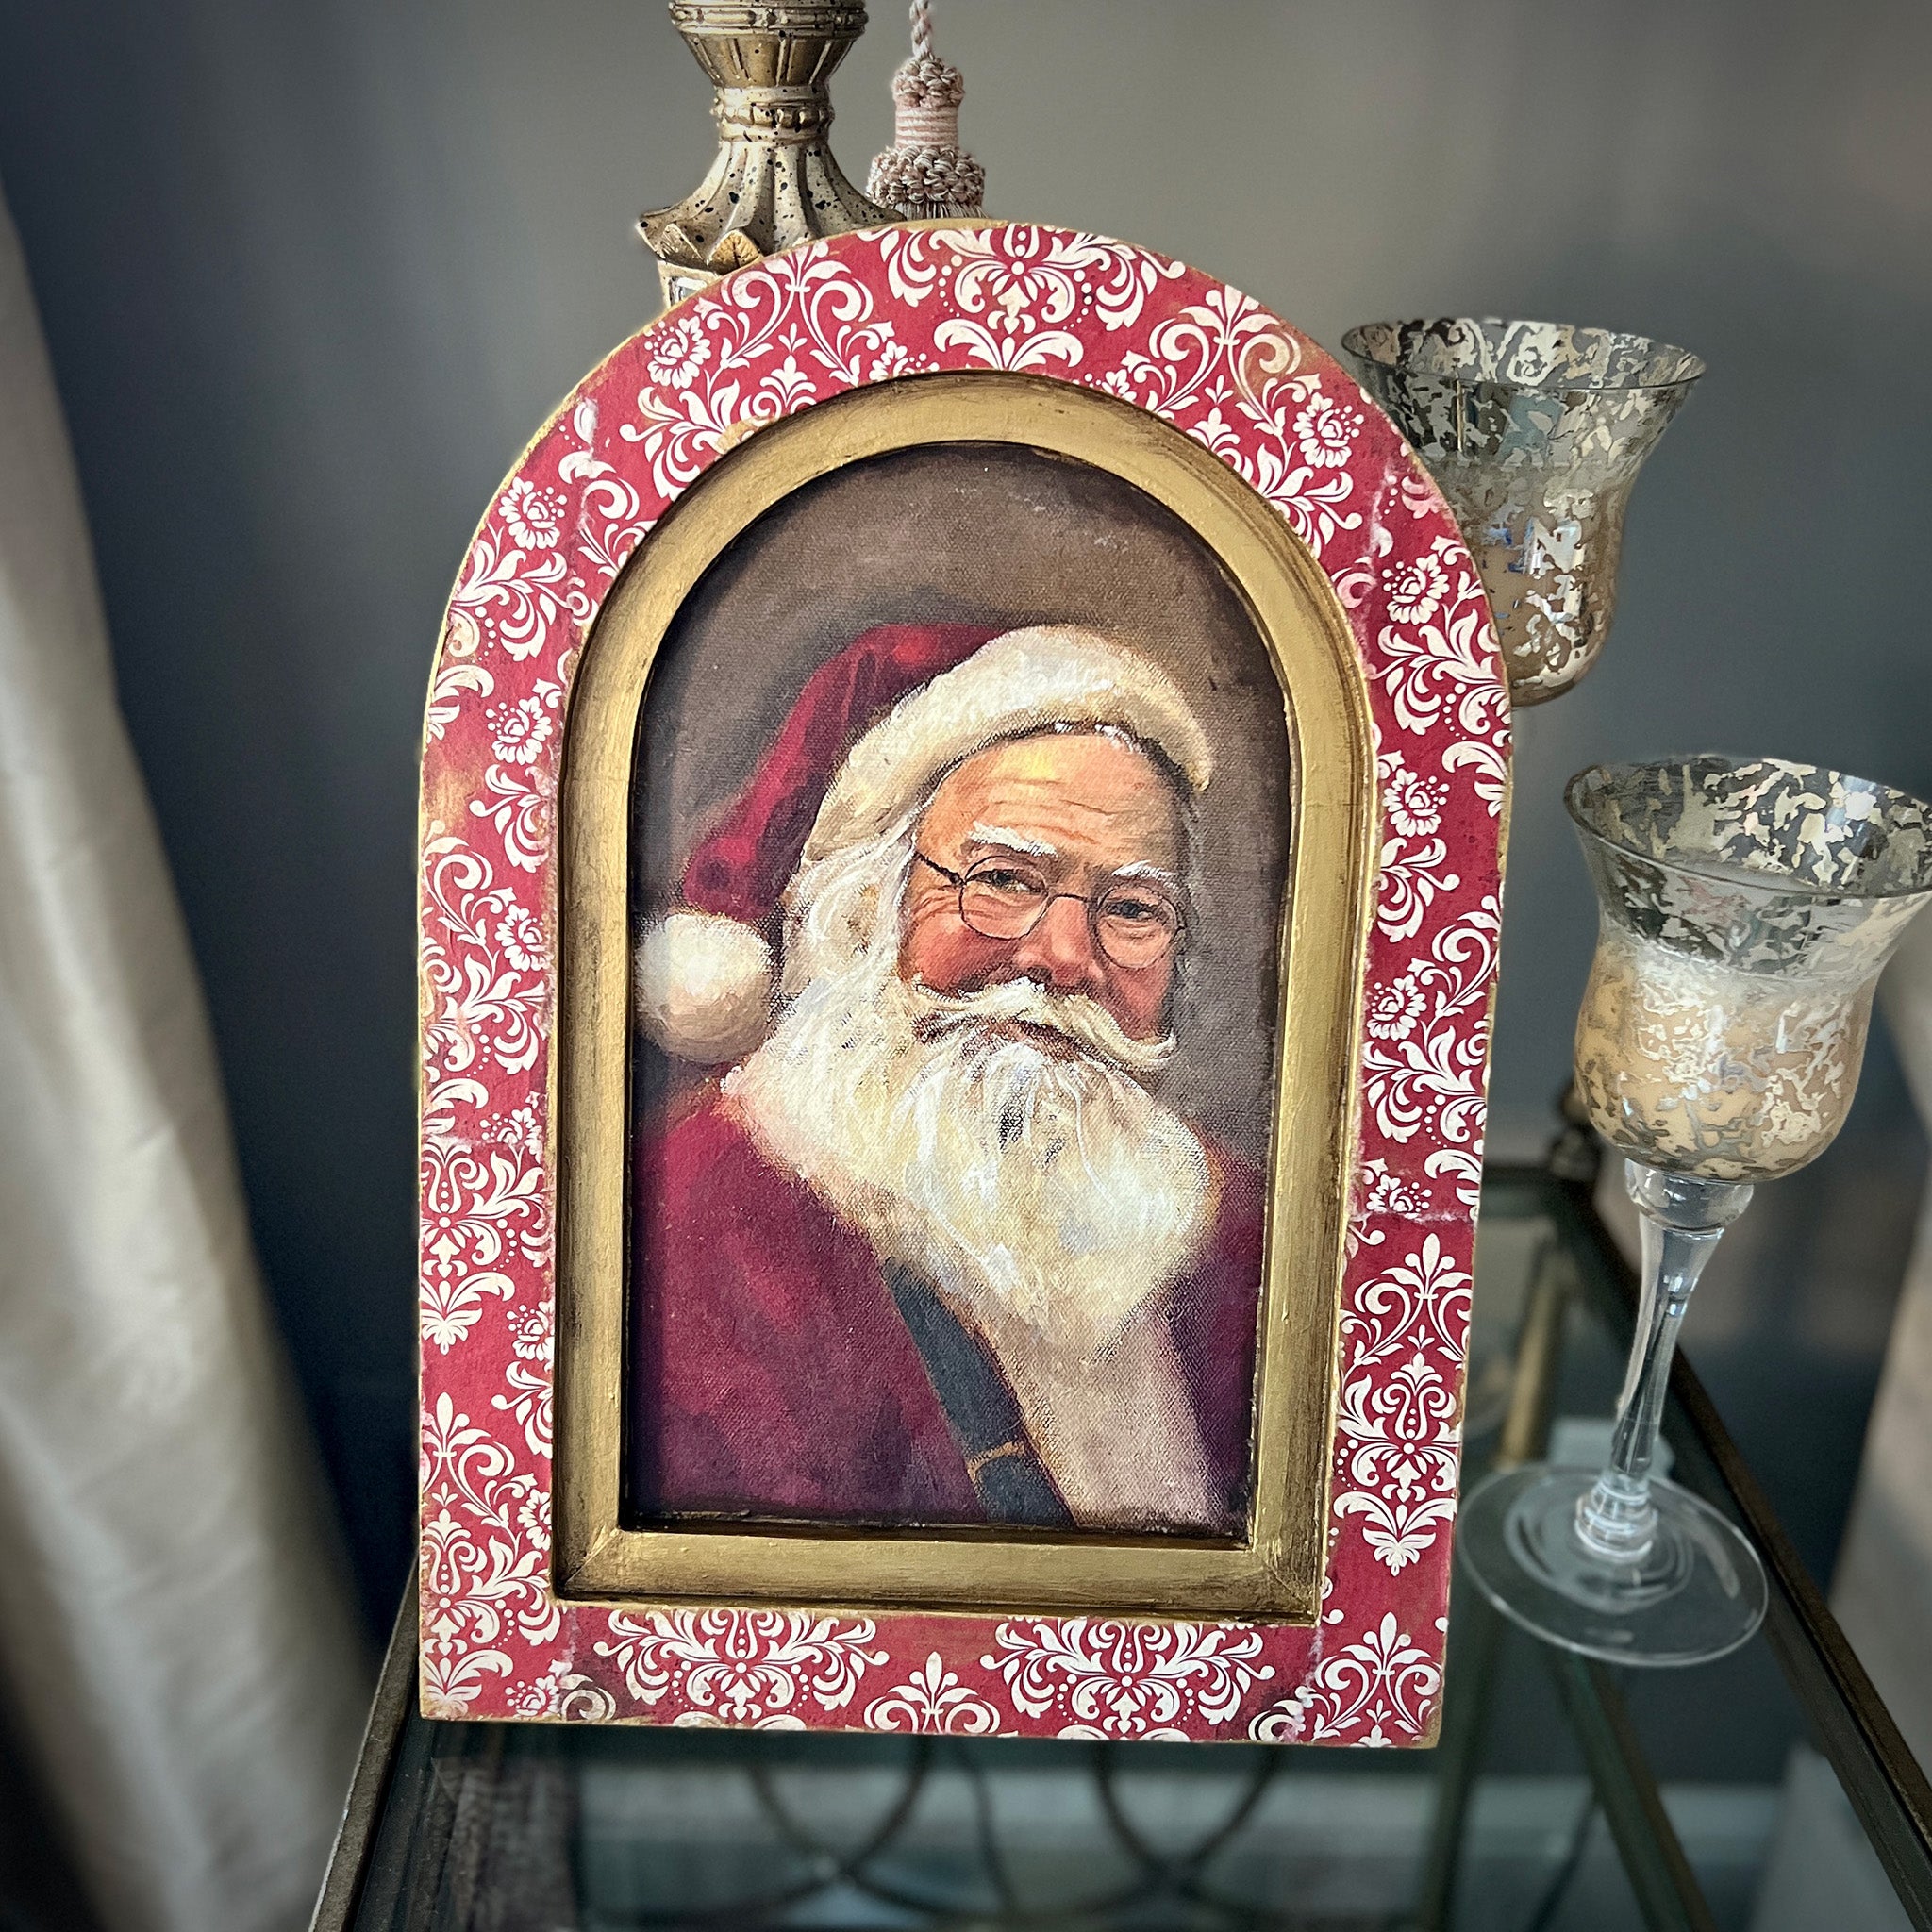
[958,858,1180,968]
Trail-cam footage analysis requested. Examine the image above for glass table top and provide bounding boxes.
[314,1162,1932,1932]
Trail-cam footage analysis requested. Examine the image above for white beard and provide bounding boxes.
[724,826,1224,1529]
[728,933,1211,1363]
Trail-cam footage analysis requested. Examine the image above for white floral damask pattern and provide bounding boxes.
[418,223,1507,1744]
[1362,898,1501,1163]
[1330,1233,1473,1574]
[1248,1614,1444,1746]
[1375,748,1461,944]
[506,1659,617,1723]
[864,1654,1003,1736]
[420,1391,558,1716]
[595,1611,887,1729]
[984,1620,1274,1740]
[419,837,549,1359]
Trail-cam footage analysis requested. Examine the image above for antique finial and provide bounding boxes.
[641,1,897,308]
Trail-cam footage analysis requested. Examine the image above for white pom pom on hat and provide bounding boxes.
[637,622,1211,1064]
[635,911,774,1066]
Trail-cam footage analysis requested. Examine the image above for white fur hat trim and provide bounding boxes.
[635,911,774,1065]
[803,625,1213,864]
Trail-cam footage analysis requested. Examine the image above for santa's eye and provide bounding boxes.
[970,864,1046,899]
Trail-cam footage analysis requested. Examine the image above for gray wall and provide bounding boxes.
[3,0,1928,1619]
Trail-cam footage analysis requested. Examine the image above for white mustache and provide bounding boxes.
[905,975,1176,1076]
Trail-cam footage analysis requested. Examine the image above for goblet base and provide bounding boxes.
[1457,1464,1767,1667]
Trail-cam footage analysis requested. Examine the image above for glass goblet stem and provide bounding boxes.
[1574,1161,1755,1563]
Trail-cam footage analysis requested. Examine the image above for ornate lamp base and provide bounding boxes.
[641,2,896,308]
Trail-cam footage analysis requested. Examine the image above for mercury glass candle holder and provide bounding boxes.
[1460,756,1932,1665]
[1340,319,1704,706]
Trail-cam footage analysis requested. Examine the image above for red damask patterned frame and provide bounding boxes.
[420,223,1507,1745]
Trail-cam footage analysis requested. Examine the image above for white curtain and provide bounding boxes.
[0,190,368,1932]
[1748,920,1932,1932]
[1834,908,1932,1768]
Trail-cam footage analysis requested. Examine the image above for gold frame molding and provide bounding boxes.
[556,371,1377,1619]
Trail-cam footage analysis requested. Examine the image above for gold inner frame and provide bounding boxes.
[556,372,1377,1619]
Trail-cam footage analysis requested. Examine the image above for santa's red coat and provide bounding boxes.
[628,1091,1264,1532]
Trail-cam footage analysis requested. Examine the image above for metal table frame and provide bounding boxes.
[313,1159,1932,1932]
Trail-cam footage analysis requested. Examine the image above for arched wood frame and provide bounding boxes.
[419,224,1509,1743]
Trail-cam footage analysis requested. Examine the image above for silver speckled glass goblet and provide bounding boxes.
[1459,756,1932,1666]
[1341,319,1704,706]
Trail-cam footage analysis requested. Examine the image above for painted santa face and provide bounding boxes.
[899,729,1186,1041]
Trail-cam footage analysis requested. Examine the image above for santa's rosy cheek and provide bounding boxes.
[898,905,1006,992]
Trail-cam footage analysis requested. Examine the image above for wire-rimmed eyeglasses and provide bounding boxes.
[913,852,1186,970]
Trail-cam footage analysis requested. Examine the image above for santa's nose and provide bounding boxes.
[1007,894,1107,997]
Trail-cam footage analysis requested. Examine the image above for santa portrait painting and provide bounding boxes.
[627,620,1274,1540]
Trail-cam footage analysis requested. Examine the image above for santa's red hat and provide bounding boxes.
[636,622,1214,1063]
